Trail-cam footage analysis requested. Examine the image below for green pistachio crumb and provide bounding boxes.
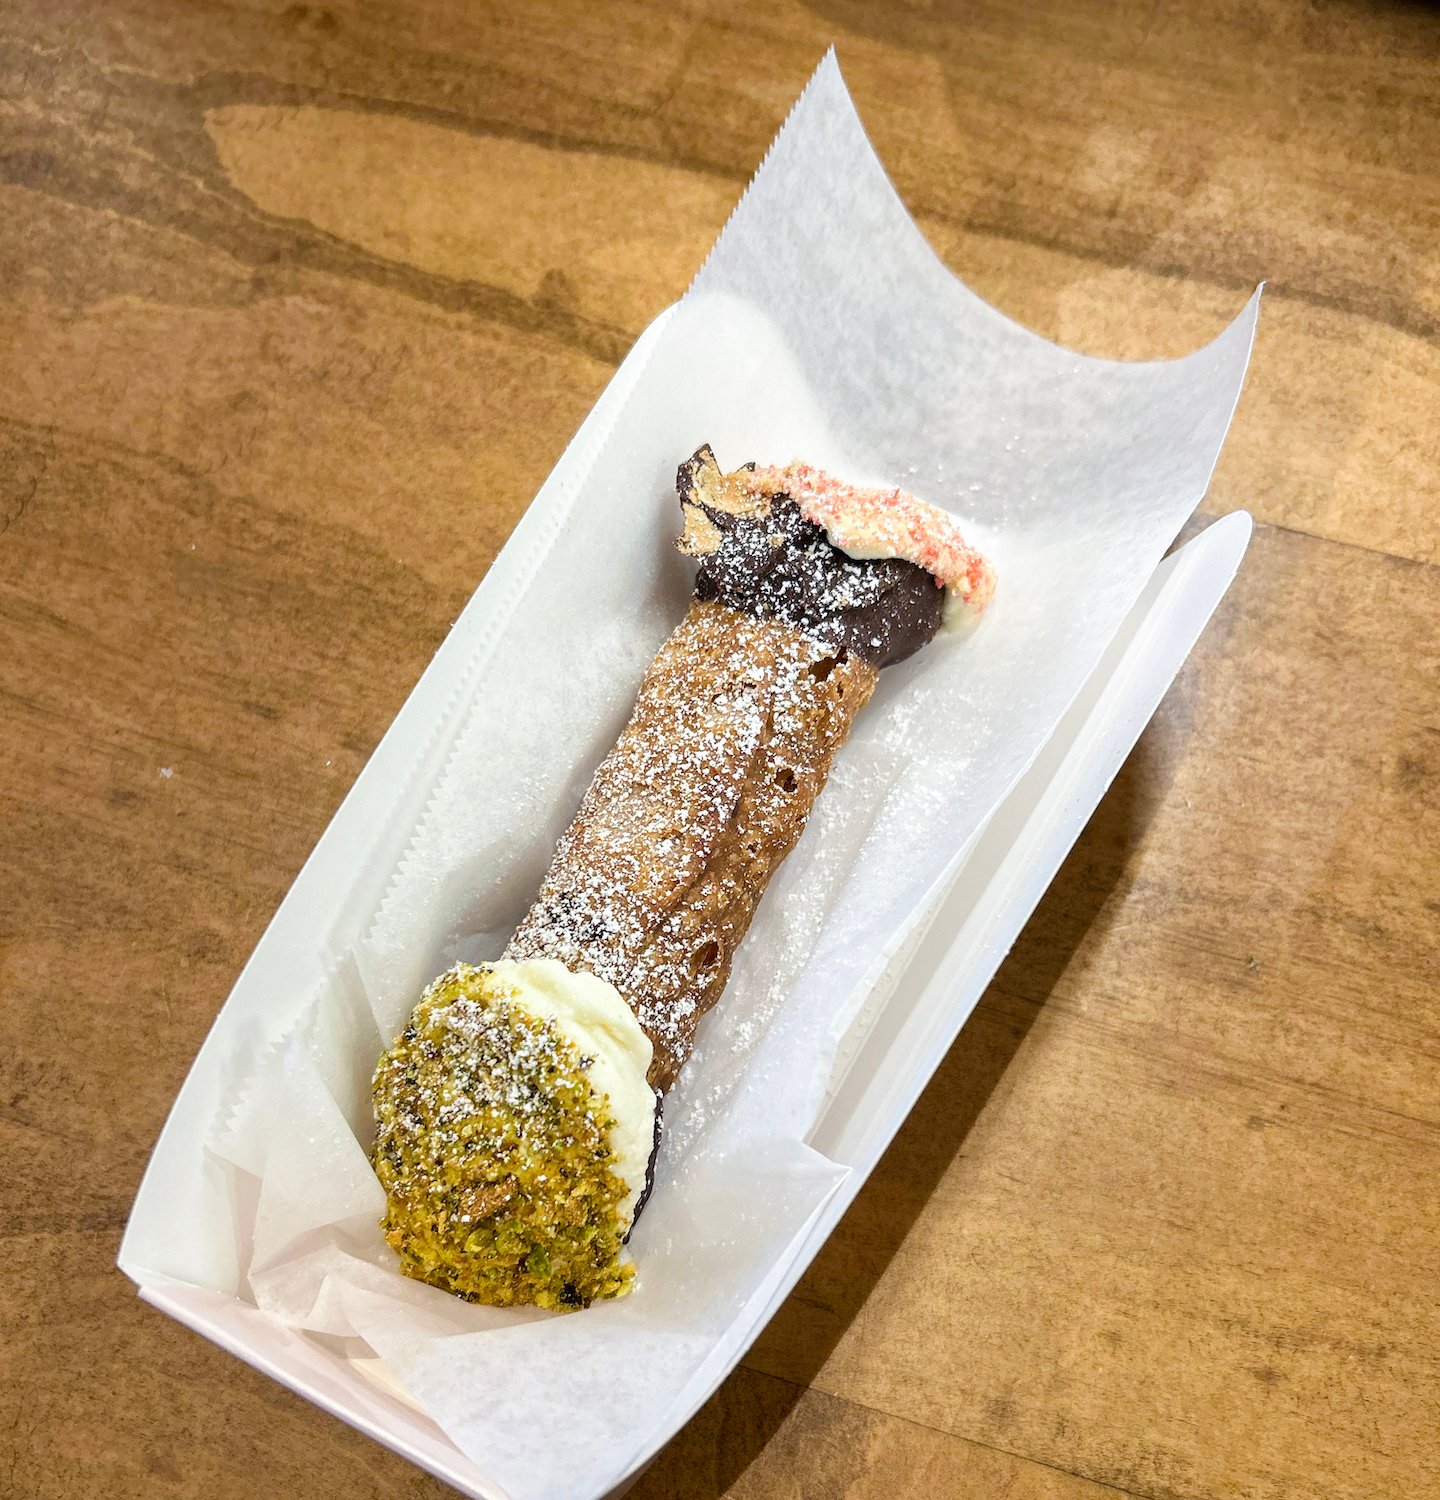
[371,963,634,1310]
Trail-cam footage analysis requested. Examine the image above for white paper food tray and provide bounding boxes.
[121,54,1259,1500]
[120,500,1250,1500]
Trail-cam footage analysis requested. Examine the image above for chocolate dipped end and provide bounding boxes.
[676,445,944,669]
[626,1091,663,1239]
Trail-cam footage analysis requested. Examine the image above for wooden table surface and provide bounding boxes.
[3,2,1437,1497]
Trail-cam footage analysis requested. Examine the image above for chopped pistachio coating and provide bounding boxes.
[371,963,634,1310]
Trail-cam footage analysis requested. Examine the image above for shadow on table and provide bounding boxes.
[628,726,1170,1498]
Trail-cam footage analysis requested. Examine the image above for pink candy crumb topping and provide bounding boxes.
[749,462,997,624]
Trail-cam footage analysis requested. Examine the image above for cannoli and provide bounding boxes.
[372,447,995,1309]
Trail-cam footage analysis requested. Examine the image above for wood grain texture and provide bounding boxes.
[1,0,1436,1497]
[748,525,1440,1500]
[629,1368,1128,1500]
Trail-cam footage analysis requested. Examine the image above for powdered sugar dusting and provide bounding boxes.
[507,600,877,1092]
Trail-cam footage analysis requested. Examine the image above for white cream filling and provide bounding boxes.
[940,585,985,633]
[483,957,656,1232]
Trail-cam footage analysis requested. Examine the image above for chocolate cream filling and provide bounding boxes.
[677,445,945,668]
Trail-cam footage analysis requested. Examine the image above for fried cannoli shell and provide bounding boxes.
[506,598,877,1092]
